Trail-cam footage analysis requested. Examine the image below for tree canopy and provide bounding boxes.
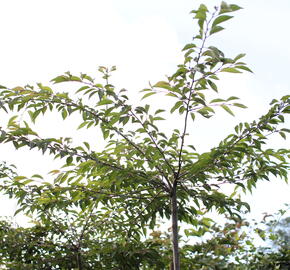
[0,2,289,270]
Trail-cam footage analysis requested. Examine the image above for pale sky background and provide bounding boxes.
[0,0,290,224]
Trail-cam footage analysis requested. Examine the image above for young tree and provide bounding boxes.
[0,2,290,269]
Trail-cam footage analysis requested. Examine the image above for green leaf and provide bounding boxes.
[28,110,41,124]
[37,83,53,93]
[51,75,68,84]
[142,92,156,100]
[281,128,290,133]
[170,101,183,113]
[154,81,171,90]
[210,25,224,35]
[233,103,247,109]
[234,53,246,62]
[12,86,25,91]
[220,2,242,14]
[210,98,225,103]
[8,115,18,127]
[77,121,88,130]
[66,156,73,165]
[76,86,90,93]
[22,179,33,185]
[31,174,43,179]
[279,132,286,140]
[221,67,241,73]
[153,117,165,121]
[235,65,253,73]
[14,176,27,181]
[212,15,233,27]
[198,4,208,12]
[229,4,242,12]
[155,109,165,114]
[62,109,68,119]
[221,104,235,116]
[198,106,215,117]
[190,112,195,122]
[166,92,178,98]
[227,96,239,101]
[83,142,90,150]
[182,43,196,51]
[207,80,218,92]
[98,99,113,106]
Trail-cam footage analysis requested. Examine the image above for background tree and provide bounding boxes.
[0,193,289,269]
[0,2,290,269]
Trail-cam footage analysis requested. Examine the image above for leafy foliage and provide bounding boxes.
[0,206,289,269]
[0,2,289,269]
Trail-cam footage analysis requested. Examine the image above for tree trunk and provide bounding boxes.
[77,251,83,270]
[171,186,180,270]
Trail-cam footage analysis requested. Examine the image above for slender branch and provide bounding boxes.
[126,107,175,188]
[176,12,216,180]
[74,80,175,185]
[179,112,284,181]
[72,185,167,200]
[76,202,97,250]
[124,189,165,233]
[0,127,170,192]
[30,96,171,184]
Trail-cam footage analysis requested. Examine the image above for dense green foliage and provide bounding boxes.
[0,201,289,269]
[0,2,289,269]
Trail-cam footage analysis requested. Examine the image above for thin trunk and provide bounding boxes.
[171,186,180,270]
[77,250,83,270]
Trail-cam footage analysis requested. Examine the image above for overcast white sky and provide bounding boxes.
[0,0,289,223]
